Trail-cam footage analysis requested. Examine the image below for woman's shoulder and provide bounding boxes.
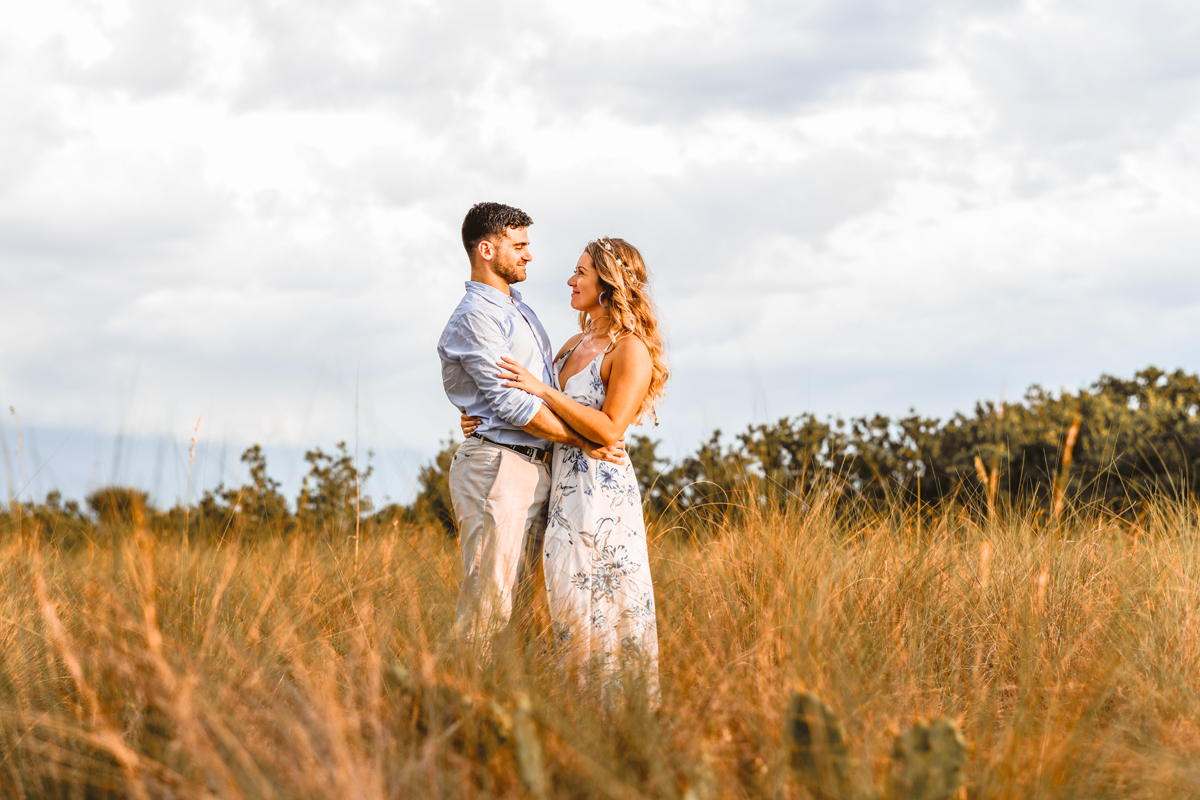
[607,334,651,369]
[612,333,650,358]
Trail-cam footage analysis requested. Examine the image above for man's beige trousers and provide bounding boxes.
[448,436,551,640]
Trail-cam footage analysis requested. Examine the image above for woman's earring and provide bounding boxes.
[598,290,610,309]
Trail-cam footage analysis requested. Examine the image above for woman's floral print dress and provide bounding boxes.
[544,345,659,690]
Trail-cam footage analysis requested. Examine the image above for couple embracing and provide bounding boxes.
[437,201,667,691]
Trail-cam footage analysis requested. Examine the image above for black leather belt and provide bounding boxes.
[471,433,551,465]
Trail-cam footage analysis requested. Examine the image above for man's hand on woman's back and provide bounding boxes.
[583,438,626,465]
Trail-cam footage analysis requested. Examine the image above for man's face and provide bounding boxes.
[489,227,531,284]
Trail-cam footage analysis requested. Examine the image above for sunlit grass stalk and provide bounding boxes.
[4,488,1200,798]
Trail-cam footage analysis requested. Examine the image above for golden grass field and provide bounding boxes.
[3,496,1200,799]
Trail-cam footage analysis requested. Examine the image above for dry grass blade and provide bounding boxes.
[3,493,1200,798]
[31,555,151,800]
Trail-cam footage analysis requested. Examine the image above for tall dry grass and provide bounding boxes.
[3,495,1200,798]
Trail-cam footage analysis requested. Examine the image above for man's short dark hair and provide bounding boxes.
[461,202,533,254]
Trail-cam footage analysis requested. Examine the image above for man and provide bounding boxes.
[438,202,623,640]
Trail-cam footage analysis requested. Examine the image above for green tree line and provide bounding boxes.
[4,366,1199,544]
[3,442,379,546]
[412,365,1200,529]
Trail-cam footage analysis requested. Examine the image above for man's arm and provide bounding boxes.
[444,310,624,462]
[522,406,626,464]
[444,310,545,427]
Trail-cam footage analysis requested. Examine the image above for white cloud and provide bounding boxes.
[2,0,1199,504]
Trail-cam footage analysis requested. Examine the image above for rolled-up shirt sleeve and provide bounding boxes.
[441,310,544,427]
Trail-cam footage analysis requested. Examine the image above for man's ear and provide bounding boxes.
[477,239,494,261]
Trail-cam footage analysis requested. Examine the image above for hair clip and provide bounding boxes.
[599,239,626,271]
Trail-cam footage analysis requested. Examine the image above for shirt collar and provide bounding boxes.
[465,280,523,308]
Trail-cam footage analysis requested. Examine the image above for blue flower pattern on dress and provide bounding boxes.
[548,502,570,533]
[563,447,589,474]
[571,570,591,592]
[589,360,605,393]
[541,344,660,699]
[597,463,621,493]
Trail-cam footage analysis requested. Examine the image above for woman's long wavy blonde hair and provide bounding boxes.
[580,237,669,424]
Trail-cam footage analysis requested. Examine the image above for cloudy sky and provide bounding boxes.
[2,0,1198,506]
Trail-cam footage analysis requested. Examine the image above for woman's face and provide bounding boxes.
[568,251,604,312]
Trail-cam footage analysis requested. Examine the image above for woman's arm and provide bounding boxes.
[497,337,652,447]
[457,410,628,463]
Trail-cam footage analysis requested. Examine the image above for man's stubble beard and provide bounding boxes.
[494,260,527,285]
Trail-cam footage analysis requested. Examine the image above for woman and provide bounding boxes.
[463,237,668,691]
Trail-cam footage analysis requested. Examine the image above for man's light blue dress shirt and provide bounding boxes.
[437,281,554,449]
